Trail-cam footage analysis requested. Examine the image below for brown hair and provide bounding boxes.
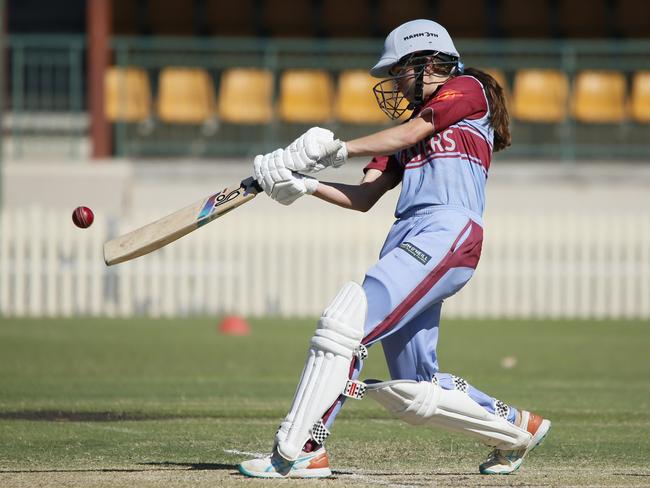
[462,68,511,152]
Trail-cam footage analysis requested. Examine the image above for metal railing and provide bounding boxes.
[4,35,650,161]
[4,35,87,160]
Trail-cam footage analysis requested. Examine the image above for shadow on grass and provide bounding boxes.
[0,468,161,474]
[1,463,237,474]
[0,410,176,422]
[0,410,283,422]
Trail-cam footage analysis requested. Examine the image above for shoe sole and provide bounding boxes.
[480,420,552,475]
[238,463,332,479]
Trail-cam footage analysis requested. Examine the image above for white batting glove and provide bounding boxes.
[284,127,348,173]
[253,149,319,206]
[270,173,319,205]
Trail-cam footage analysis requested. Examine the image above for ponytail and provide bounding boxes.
[462,68,511,152]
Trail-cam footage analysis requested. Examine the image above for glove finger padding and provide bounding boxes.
[271,173,318,206]
[271,180,305,206]
[282,144,310,173]
[259,150,288,196]
[255,152,277,196]
[320,139,348,169]
[253,148,318,205]
[302,127,334,160]
[285,127,335,173]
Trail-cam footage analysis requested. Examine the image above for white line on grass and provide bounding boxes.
[223,448,266,458]
[80,423,144,435]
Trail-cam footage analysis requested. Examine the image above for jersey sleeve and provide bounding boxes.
[363,154,403,175]
[420,76,488,133]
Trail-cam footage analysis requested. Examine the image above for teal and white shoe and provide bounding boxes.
[238,447,331,478]
[479,411,551,475]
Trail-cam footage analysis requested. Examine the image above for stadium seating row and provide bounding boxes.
[105,67,650,125]
[492,69,650,123]
[105,67,387,125]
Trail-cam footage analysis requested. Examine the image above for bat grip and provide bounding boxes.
[241,176,263,194]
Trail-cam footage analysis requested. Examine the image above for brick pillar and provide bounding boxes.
[87,0,112,159]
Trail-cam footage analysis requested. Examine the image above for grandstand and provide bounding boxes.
[2,0,650,160]
[1,1,649,321]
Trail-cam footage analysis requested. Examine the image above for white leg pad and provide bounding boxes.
[276,282,367,461]
[365,380,532,450]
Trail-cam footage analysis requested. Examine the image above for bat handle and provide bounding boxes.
[241,176,263,194]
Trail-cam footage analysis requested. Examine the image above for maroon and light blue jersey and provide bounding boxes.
[320,76,517,434]
[365,75,493,218]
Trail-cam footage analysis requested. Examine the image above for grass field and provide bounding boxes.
[0,317,649,487]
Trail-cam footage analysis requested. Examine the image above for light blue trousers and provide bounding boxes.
[321,207,517,431]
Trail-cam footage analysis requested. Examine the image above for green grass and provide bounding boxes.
[0,317,649,487]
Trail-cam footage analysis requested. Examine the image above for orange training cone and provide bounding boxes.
[218,315,251,336]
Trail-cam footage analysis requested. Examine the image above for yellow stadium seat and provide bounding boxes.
[335,70,387,124]
[571,71,627,123]
[512,69,568,123]
[157,68,216,124]
[218,69,274,124]
[630,72,650,123]
[104,67,151,122]
[279,70,334,123]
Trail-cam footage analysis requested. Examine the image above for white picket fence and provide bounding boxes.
[1,206,649,319]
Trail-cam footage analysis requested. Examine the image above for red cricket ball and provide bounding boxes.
[72,206,94,228]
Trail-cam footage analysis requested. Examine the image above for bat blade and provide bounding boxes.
[104,177,261,266]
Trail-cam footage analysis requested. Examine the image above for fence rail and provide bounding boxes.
[1,207,648,319]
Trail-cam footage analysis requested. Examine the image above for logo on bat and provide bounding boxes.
[197,187,241,225]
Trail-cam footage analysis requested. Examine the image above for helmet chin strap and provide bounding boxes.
[407,67,425,110]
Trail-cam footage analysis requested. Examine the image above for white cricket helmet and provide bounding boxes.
[371,19,460,78]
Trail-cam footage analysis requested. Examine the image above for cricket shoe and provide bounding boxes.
[479,411,551,475]
[238,446,331,478]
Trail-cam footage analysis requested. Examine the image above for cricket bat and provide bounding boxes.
[103,176,262,266]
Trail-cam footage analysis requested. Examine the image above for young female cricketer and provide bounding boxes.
[239,19,550,478]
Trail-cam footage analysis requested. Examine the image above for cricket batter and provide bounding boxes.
[239,19,551,478]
